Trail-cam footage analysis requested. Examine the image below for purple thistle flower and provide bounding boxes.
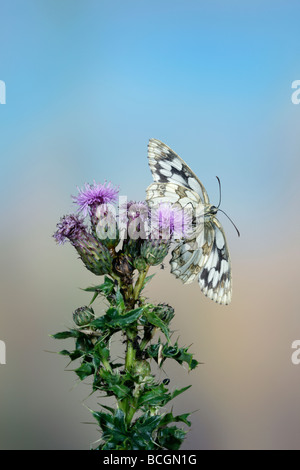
[150,203,192,240]
[73,181,119,217]
[53,214,87,245]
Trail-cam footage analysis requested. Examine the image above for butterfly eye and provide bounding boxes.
[210,206,218,214]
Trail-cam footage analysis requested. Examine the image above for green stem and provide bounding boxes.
[133,266,149,301]
[118,268,150,426]
[139,328,156,352]
[102,357,113,373]
[125,330,136,371]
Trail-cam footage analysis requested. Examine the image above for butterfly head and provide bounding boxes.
[209,205,218,215]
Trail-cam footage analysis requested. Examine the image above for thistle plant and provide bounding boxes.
[52,181,199,450]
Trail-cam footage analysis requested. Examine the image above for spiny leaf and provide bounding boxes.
[115,288,125,313]
[138,383,168,406]
[110,307,144,328]
[146,342,199,370]
[160,412,192,427]
[58,349,83,362]
[51,330,80,340]
[74,362,94,380]
[169,385,192,401]
[141,273,156,291]
[89,307,144,331]
[83,276,115,295]
[89,291,100,306]
[156,426,186,450]
[142,309,170,342]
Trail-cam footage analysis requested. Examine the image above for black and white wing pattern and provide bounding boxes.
[147,138,210,205]
[146,138,233,305]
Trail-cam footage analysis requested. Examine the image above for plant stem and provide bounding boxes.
[119,267,150,426]
[139,330,156,352]
[133,267,149,301]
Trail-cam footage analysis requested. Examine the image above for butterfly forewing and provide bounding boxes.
[148,139,210,205]
[146,182,202,211]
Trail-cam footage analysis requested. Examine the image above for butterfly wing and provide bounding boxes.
[171,218,232,304]
[148,138,210,205]
[146,138,233,305]
[170,222,214,284]
[146,182,202,211]
[198,218,232,305]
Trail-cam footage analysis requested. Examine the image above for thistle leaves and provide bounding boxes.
[142,307,171,342]
[147,341,199,370]
[92,408,192,451]
[53,272,199,450]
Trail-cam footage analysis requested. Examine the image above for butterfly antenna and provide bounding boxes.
[218,209,240,237]
[216,176,222,208]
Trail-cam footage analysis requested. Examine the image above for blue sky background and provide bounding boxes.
[1,1,299,199]
[1,0,300,450]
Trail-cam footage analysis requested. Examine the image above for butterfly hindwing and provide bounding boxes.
[198,219,232,305]
[170,222,214,284]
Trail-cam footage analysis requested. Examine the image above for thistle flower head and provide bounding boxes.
[53,214,87,245]
[73,181,119,217]
[151,203,192,240]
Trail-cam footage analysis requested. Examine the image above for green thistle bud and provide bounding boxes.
[94,211,120,249]
[75,234,113,275]
[133,256,148,272]
[73,306,95,326]
[53,214,113,275]
[153,303,175,325]
[100,226,120,250]
[140,239,170,266]
[123,238,142,259]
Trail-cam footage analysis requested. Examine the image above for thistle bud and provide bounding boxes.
[94,206,119,249]
[153,303,175,325]
[140,239,170,266]
[123,238,141,258]
[73,306,95,326]
[100,228,120,250]
[75,232,113,275]
[133,256,148,272]
[53,214,113,275]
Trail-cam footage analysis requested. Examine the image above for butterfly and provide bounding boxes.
[146,138,237,305]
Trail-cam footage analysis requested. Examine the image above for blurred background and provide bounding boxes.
[1,0,300,450]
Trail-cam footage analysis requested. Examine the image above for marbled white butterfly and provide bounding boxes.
[146,138,237,305]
